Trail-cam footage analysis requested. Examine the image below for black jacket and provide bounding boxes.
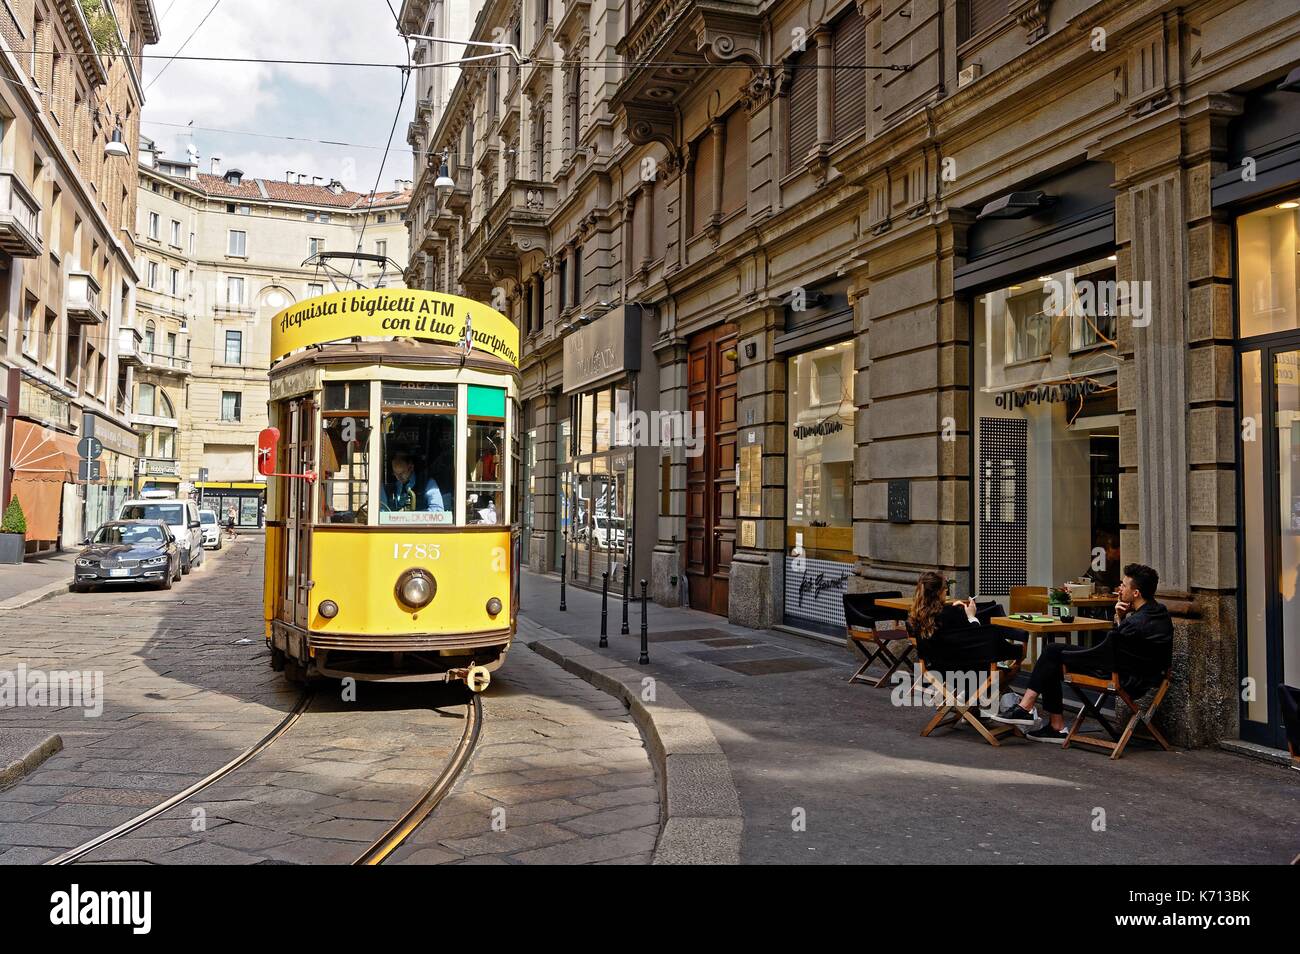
[1108,600,1174,676]
[915,604,1020,672]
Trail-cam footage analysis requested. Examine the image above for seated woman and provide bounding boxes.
[907,571,1024,676]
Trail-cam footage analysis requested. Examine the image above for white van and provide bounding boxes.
[117,493,206,573]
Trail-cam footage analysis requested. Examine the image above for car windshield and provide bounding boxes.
[200,512,217,525]
[121,503,185,525]
[94,525,165,546]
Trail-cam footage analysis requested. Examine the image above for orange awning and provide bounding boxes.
[9,479,62,541]
[10,419,79,482]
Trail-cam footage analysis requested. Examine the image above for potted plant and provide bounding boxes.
[0,497,27,565]
[1048,586,1073,622]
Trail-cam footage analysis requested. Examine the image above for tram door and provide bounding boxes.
[279,399,316,628]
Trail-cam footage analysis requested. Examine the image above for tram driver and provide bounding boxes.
[380,451,446,514]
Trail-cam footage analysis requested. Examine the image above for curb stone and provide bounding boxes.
[0,578,71,612]
[0,733,63,790]
[522,623,743,865]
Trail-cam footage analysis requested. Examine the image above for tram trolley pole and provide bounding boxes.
[639,579,650,665]
[560,531,567,611]
[599,571,609,648]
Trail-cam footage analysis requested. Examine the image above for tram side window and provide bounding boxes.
[466,385,507,526]
[319,416,371,524]
[320,382,372,525]
[379,382,457,525]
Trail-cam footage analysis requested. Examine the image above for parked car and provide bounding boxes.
[118,493,205,574]
[198,509,222,550]
[73,520,182,592]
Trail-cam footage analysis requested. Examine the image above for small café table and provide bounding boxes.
[991,615,1112,666]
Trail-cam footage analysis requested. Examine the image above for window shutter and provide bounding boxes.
[691,132,715,233]
[965,0,1009,40]
[651,177,668,261]
[722,109,747,214]
[832,13,866,143]
[786,50,817,169]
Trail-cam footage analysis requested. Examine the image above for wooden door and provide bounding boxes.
[279,399,316,629]
[685,324,738,615]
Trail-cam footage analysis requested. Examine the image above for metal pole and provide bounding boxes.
[639,579,649,665]
[599,571,609,648]
[621,559,630,635]
[559,531,567,611]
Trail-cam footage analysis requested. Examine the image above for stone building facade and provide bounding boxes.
[403,0,1300,751]
[0,0,160,552]
[135,145,410,524]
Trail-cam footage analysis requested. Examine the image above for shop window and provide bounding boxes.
[378,382,456,524]
[973,255,1120,597]
[1237,198,1300,339]
[466,385,506,525]
[320,381,372,524]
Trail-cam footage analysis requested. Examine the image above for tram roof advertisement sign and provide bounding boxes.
[270,289,520,367]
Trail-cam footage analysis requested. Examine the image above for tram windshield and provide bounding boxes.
[379,382,456,525]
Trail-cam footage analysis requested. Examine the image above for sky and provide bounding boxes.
[141,0,422,195]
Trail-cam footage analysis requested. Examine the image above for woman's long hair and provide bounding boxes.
[908,571,947,639]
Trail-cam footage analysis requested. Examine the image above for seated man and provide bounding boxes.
[380,451,445,514]
[992,563,1173,743]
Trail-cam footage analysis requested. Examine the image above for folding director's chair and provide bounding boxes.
[916,638,1023,747]
[1061,662,1173,760]
[844,591,912,688]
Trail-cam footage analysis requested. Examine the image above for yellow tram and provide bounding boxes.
[262,288,521,688]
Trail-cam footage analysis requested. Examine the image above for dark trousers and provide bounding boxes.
[1027,641,1114,715]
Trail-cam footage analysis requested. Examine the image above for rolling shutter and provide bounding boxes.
[722,109,748,214]
[691,131,715,234]
[966,0,1009,41]
[832,12,866,143]
[786,49,817,169]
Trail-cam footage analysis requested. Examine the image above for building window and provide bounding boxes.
[227,203,251,215]
[572,243,583,304]
[973,255,1120,598]
[377,213,387,224]
[786,47,817,169]
[832,11,867,143]
[169,268,181,296]
[220,391,242,422]
[143,320,155,354]
[148,211,160,239]
[375,239,387,258]
[226,276,245,305]
[139,382,156,416]
[170,219,181,246]
[224,329,243,365]
[228,229,247,256]
[961,0,1010,43]
[691,130,715,234]
[147,261,159,289]
[309,237,325,257]
[557,255,568,313]
[307,282,324,298]
[722,109,747,215]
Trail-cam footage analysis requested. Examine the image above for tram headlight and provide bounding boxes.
[395,568,436,609]
[318,599,339,619]
[486,597,502,617]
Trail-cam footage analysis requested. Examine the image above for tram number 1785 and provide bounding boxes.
[393,542,442,560]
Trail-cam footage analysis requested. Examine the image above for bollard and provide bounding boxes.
[621,563,630,635]
[639,579,649,665]
[559,533,567,611]
[599,571,609,648]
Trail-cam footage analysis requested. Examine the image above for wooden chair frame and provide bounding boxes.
[1061,666,1173,760]
[847,624,915,688]
[914,638,1022,747]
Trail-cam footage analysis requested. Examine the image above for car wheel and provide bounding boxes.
[173,560,182,582]
[71,583,88,594]
[215,538,223,551]
[158,571,173,591]
[181,556,191,575]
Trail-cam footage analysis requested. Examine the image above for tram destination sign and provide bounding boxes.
[382,382,456,410]
[271,289,519,367]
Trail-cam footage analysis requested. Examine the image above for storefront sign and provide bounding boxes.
[84,412,138,459]
[270,290,519,367]
[792,419,844,439]
[993,378,1102,409]
[739,520,756,548]
[563,306,641,393]
[783,554,852,630]
[382,382,456,410]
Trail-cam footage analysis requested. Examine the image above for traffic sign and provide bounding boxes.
[78,460,101,481]
[77,437,103,460]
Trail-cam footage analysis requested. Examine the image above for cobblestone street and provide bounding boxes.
[0,538,659,864]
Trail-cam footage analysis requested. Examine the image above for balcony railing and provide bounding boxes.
[0,170,42,258]
[66,271,104,324]
[140,350,193,374]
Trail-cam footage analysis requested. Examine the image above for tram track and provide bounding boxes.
[45,688,483,866]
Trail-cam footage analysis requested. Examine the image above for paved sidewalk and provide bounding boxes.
[0,551,74,605]
[519,570,1300,865]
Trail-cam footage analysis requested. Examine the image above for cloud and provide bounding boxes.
[143,0,417,191]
